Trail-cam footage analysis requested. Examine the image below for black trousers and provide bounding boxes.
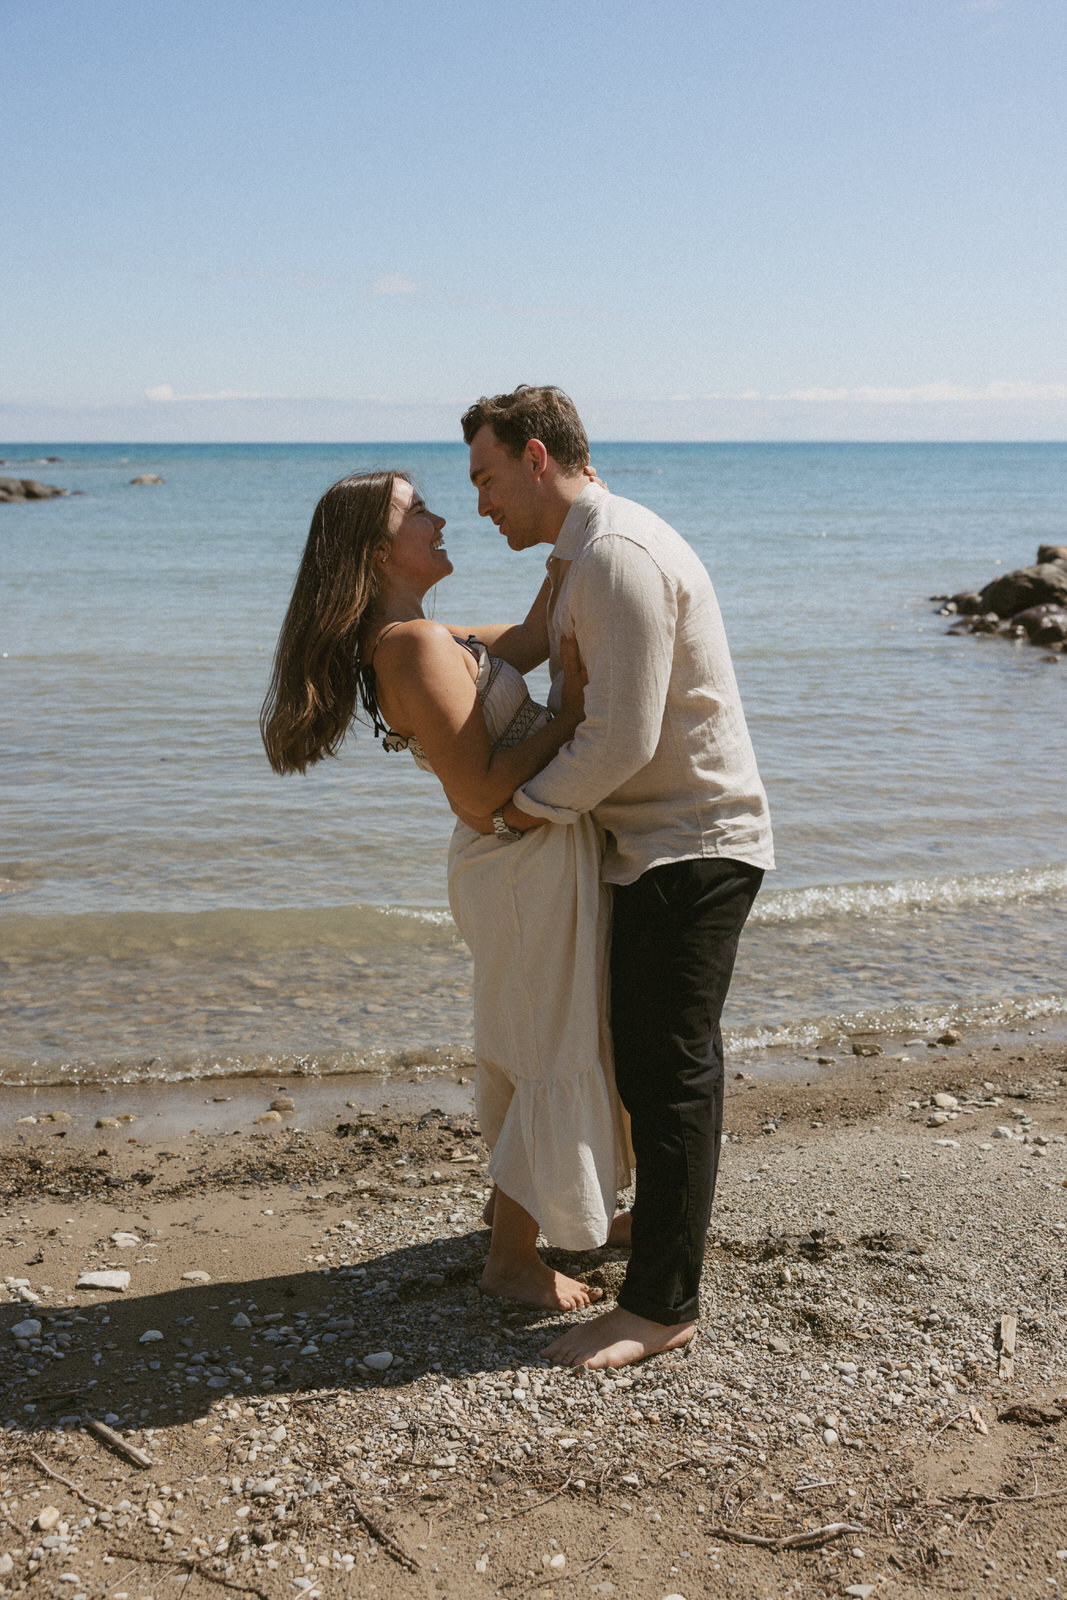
[610,856,763,1325]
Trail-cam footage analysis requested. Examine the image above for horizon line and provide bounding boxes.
[4,437,1067,448]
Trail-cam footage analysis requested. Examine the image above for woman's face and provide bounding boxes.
[384,480,452,588]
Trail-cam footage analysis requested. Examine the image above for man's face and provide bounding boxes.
[468,424,546,551]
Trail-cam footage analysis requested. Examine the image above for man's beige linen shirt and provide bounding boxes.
[513,483,774,886]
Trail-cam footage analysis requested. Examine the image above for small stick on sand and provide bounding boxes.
[707,1520,863,1551]
[107,1545,269,1598]
[518,1474,573,1514]
[84,1417,153,1468]
[25,1449,112,1511]
[341,1475,421,1571]
[998,1312,1017,1380]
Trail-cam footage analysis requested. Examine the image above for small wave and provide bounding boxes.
[753,863,1067,925]
[0,1042,475,1091]
[726,990,1067,1054]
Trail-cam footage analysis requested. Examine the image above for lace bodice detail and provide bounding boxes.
[383,636,551,773]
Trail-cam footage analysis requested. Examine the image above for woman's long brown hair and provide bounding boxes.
[260,471,406,774]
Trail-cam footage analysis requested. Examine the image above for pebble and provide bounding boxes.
[182,1270,211,1283]
[254,1110,283,1124]
[95,1117,119,1129]
[76,1270,130,1291]
[822,1428,839,1446]
[270,1096,295,1112]
[0,1554,12,1576]
[138,1330,164,1343]
[110,1232,140,1248]
[35,1506,60,1531]
[232,1312,252,1328]
[11,1319,42,1339]
[933,1092,959,1109]
[363,1351,393,1371]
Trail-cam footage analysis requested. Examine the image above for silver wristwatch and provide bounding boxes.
[492,809,524,842]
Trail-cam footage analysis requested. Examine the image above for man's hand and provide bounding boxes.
[448,797,546,836]
[499,799,545,833]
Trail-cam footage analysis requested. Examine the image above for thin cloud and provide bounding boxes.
[145,385,273,403]
[775,381,1067,404]
[371,273,421,296]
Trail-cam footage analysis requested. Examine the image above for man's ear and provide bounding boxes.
[525,438,549,480]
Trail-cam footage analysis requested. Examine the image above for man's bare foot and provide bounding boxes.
[540,1305,695,1369]
[606,1208,632,1248]
[480,1259,604,1312]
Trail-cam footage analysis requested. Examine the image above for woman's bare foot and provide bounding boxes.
[480,1259,603,1311]
[482,1185,497,1227]
[540,1306,695,1369]
[606,1208,632,1248]
[481,1185,603,1311]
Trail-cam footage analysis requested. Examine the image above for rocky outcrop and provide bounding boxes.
[977,561,1067,619]
[0,476,70,502]
[935,545,1067,654]
[130,473,165,485]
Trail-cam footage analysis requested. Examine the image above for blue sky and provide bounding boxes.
[3,0,1065,440]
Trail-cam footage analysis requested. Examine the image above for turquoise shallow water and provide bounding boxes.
[2,442,1065,1083]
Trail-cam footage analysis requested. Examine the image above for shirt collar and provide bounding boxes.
[550,481,606,562]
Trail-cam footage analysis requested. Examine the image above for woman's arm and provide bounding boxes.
[440,577,550,675]
[372,618,578,816]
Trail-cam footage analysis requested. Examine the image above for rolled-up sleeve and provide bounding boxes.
[513,536,677,824]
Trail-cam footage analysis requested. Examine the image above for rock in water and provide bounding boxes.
[1011,604,1067,645]
[0,475,70,501]
[130,473,165,485]
[978,558,1067,619]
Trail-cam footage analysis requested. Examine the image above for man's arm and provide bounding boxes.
[512,537,677,825]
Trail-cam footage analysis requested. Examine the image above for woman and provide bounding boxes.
[261,471,632,1310]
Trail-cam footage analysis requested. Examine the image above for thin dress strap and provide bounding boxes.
[358,621,407,739]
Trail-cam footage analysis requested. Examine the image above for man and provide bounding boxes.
[462,385,774,1370]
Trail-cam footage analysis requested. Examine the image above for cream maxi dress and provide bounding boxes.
[386,637,633,1250]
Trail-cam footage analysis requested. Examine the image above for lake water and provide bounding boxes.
[2,441,1065,1086]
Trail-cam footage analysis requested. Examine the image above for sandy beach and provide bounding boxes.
[2,1026,1066,1600]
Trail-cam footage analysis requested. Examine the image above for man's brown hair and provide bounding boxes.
[460,384,589,473]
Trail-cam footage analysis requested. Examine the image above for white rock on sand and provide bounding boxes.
[75,1270,130,1291]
